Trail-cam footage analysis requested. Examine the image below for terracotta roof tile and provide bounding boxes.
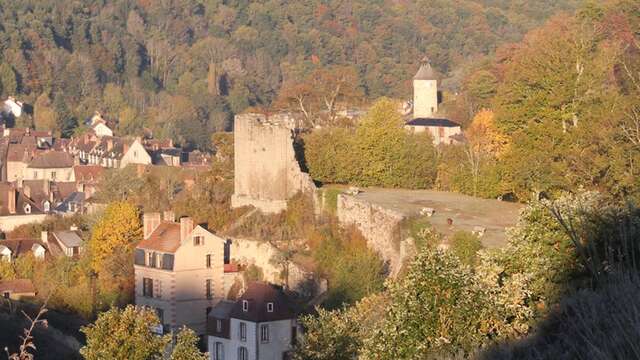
[28,151,74,169]
[0,279,35,294]
[136,222,181,253]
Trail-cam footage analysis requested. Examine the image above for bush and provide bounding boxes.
[450,231,483,266]
[312,224,385,309]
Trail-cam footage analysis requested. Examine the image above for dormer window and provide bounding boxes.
[267,302,274,313]
[242,300,249,312]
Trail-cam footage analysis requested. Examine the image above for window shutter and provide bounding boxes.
[162,254,174,270]
[134,249,145,265]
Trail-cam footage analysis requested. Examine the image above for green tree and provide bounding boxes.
[361,249,490,359]
[80,305,170,360]
[0,62,17,96]
[171,327,208,360]
[34,93,56,131]
[54,93,78,138]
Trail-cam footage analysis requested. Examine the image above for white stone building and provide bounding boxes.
[134,212,229,335]
[405,58,463,145]
[207,282,299,360]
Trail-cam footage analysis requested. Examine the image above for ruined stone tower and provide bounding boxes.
[231,113,315,213]
[413,57,438,118]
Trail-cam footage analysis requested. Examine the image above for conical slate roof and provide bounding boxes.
[413,57,436,80]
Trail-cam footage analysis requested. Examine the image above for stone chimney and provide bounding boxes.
[143,212,162,239]
[163,210,175,222]
[41,231,48,244]
[180,217,194,243]
[7,187,16,214]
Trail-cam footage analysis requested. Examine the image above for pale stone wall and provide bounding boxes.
[23,167,74,182]
[405,125,462,145]
[413,79,438,118]
[229,238,316,295]
[135,225,227,335]
[231,113,315,213]
[336,194,407,274]
[7,161,26,182]
[0,214,48,232]
[208,319,297,360]
[120,140,152,168]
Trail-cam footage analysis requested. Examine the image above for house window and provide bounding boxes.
[206,279,213,299]
[193,236,204,246]
[239,322,247,342]
[33,171,38,178]
[3,291,9,299]
[260,324,270,343]
[242,300,249,312]
[214,342,224,360]
[143,278,153,297]
[216,319,222,333]
[134,151,138,158]
[206,254,212,268]
[51,171,56,180]
[267,302,274,313]
[238,347,248,360]
[148,252,157,268]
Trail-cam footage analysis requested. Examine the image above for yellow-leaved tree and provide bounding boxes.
[464,109,509,196]
[88,201,142,305]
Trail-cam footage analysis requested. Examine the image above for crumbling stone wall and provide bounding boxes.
[230,237,322,296]
[337,194,411,275]
[231,113,316,213]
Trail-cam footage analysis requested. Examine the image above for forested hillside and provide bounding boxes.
[0,0,575,149]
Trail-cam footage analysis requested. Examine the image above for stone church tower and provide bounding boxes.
[413,57,438,118]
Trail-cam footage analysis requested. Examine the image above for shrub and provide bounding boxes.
[361,249,491,359]
[450,231,483,266]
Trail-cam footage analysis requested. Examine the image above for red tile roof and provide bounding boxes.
[74,165,104,182]
[28,151,74,169]
[136,222,181,253]
[224,263,239,273]
[0,279,35,294]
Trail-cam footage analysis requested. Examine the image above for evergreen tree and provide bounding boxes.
[53,93,78,137]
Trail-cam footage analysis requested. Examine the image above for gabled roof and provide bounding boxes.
[229,282,297,323]
[136,222,182,253]
[0,279,35,294]
[28,151,74,169]
[1,239,45,257]
[209,300,235,319]
[6,143,29,162]
[406,118,461,127]
[52,230,83,248]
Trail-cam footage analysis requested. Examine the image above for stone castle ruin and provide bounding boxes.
[231,113,316,213]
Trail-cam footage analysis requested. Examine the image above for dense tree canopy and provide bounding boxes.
[0,0,575,148]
